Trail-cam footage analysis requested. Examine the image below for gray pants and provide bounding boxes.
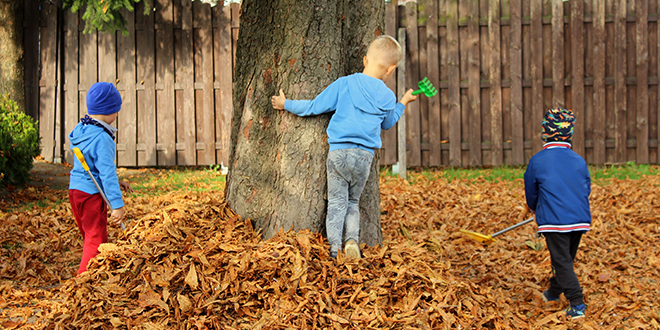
[326,148,373,253]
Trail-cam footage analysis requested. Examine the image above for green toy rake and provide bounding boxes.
[412,77,438,97]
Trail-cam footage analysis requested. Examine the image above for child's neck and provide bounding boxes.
[362,66,387,81]
[89,114,116,125]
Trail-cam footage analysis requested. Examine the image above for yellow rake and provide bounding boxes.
[460,217,535,245]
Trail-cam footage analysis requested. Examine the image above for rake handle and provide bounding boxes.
[491,217,535,238]
[412,89,425,96]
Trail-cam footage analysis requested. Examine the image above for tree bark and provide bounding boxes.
[0,0,25,111]
[226,0,384,246]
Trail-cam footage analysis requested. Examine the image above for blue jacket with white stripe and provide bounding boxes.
[524,142,592,233]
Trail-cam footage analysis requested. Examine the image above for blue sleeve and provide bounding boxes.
[284,80,341,117]
[381,102,406,130]
[523,161,538,211]
[94,137,124,209]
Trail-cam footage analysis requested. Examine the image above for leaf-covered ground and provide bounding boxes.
[1,169,659,329]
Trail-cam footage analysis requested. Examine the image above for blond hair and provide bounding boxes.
[367,35,402,67]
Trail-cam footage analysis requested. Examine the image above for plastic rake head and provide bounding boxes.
[412,77,438,97]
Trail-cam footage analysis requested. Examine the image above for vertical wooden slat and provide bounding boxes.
[194,2,215,166]
[397,28,407,180]
[571,0,585,157]
[447,0,461,166]
[636,0,649,163]
[381,1,397,165]
[23,0,40,121]
[405,2,421,166]
[489,0,502,165]
[156,0,176,165]
[117,10,137,166]
[38,3,58,162]
[79,17,97,123]
[530,0,543,154]
[658,0,660,164]
[63,10,79,165]
[97,32,116,83]
[552,0,565,108]
[427,0,441,166]
[509,0,523,165]
[614,0,627,162]
[177,0,196,165]
[136,4,157,166]
[53,7,63,163]
[467,0,481,165]
[592,0,606,164]
[213,5,233,166]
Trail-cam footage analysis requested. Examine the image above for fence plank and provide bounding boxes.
[468,0,481,165]
[614,0,627,162]
[176,0,196,166]
[509,0,523,165]
[117,10,137,166]
[63,11,79,165]
[530,0,543,154]
[156,0,176,166]
[571,0,585,157]
[447,0,461,166]
[381,1,397,165]
[405,2,421,166]
[38,3,57,162]
[136,4,157,166]
[426,0,441,166]
[636,0,649,163]
[592,0,606,164]
[23,0,40,121]
[397,28,407,180]
[194,1,215,166]
[489,0,503,165]
[552,0,565,108]
[215,3,233,166]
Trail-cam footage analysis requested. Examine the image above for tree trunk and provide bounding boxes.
[0,0,25,111]
[226,0,384,246]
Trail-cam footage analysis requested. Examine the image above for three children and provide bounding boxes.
[272,35,418,259]
[524,107,592,319]
[68,82,132,275]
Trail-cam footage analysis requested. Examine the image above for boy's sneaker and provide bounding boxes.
[542,290,560,303]
[565,304,587,319]
[344,240,361,259]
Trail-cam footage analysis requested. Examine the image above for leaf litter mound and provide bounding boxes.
[1,171,659,329]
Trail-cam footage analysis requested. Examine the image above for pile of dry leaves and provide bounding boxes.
[1,171,659,329]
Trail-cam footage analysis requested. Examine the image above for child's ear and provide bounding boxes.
[363,56,368,67]
[386,64,397,75]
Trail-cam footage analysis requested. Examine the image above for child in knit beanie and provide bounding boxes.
[68,82,133,275]
[524,107,592,319]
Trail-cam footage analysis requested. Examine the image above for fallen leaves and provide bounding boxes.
[0,170,658,329]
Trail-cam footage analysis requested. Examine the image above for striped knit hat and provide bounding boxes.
[541,107,575,142]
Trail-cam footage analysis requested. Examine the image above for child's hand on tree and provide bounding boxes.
[110,207,125,226]
[271,89,286,110]
[400,89,418,106]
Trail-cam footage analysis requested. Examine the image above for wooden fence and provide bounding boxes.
[26,0,660,167]
[27,0,239,167]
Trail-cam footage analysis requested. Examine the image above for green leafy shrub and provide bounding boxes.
[0,95,41,187]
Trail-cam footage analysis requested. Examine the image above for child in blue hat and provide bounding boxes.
[524,107,592,319]
[68,82,133,275]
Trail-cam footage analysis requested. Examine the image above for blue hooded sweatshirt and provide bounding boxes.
[284,73,405,153]
[68,121,124,209]
[524,142,591,233]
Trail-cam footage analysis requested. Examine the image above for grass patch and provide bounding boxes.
[380,163,658,185]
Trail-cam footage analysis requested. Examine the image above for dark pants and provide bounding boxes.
[543,231,585,306]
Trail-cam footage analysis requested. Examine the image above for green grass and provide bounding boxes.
[381,162,659,185]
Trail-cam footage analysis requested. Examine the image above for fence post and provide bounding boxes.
[397,27,407,180]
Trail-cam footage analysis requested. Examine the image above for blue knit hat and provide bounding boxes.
[87,82,122,115]
[541,107,575,142]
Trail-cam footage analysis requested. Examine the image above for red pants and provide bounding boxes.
[69,189,108,275]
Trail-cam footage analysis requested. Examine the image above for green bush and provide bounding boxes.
[0,95,41,187]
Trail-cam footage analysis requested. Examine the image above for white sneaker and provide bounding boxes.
[344,240,361,259]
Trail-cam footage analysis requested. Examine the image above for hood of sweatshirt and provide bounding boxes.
[347,73,396,115]
[69,122,103,146]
